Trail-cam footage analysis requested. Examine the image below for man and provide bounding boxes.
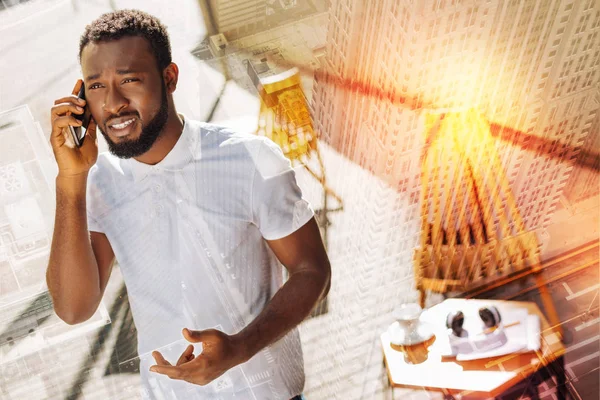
[46,9,330,400]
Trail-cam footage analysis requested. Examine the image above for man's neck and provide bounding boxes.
[133,111,184,165]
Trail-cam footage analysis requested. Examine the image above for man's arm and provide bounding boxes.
[149,216,330,384]
[46,85,115,325]
[233,217,331,363]
[46,175,116,324]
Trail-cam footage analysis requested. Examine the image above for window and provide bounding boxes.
[583,32,598,51]
[567,76,581,93]
[559,59,574,78]
[583,71,595,88]
[433,0,445,11]
[567,37,582,56]
[575,14,591,34]
[575,54,589,72]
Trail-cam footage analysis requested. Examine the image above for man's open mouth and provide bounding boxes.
[108,118,138,137]
[111,118,135,129]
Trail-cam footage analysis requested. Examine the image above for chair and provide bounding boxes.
[413,109,562,338]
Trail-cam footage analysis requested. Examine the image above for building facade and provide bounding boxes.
[311,0,599,240]
[200,0,268,39]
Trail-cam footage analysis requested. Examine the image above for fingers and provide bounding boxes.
[72,78,83,96]
[54,95,86,107]
[50,80,87,149]
[50,102,86,149]
[176,344,195,366]
[51,103,85,120]
[49,117,84,149]
[149,364,185,380]
[151,351,172,367]
[50,115,83,135]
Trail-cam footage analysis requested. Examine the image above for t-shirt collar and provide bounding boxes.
[122,113,200,183]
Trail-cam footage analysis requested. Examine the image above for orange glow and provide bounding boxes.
[415,109,562,337]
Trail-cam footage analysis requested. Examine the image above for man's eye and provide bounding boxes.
[123,78,138,83]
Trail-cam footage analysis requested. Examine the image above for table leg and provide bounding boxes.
[382,355,394,399]
[382,356,390,387]
[554,355,567,400]
[526,385,541,400]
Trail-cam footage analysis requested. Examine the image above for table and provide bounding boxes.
[381,299,567,399]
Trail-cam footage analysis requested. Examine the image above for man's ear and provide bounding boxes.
[163,62,179,94]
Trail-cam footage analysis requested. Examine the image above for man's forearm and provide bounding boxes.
[47,174,101,323]
[233,266,330,363]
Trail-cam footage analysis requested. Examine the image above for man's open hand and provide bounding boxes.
[149,328,244,386]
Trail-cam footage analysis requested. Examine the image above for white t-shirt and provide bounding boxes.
[86,115,314,399]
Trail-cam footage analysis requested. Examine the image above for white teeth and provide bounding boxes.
[111,119,135,129]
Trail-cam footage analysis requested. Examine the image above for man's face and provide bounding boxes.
[80,36,169,159]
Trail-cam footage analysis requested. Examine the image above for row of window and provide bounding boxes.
[551,67,597,98]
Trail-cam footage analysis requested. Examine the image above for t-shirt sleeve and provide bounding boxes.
[87,211,103,233]
[251,138,314,240]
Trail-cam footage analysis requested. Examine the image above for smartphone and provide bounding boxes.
[68,84,92,147]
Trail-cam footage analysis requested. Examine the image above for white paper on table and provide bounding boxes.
[423,307,541,361]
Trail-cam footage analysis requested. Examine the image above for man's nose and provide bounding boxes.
[102,87,129,115]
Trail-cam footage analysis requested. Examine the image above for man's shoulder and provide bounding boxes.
[198,122,265,148]
[195,122,293,177]
[195,122,272,163]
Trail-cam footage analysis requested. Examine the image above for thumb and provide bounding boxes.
[182,328,207,343]
[86,119,98,143]
[78,119,97,151]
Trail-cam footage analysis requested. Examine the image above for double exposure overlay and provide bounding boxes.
[0,0,598,399]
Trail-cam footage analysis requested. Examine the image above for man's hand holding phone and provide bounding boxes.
[50,79,98,178]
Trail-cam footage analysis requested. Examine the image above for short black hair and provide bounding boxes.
[78,9,172,72]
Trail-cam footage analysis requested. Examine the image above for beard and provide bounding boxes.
[98,80,169,159]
